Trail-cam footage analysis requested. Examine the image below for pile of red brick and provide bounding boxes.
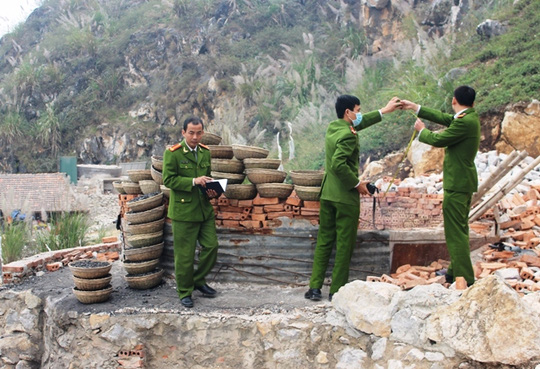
[482,186,540,231]
[369,249,540,294]
[210,188,446,230]
[2,239,120,284]
[210,194,320,229]
[370,185,540,293]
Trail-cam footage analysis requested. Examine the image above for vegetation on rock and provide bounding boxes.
[0,0,537,173]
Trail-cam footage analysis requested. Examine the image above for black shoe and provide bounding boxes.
[304,288,322,301]
[195,284,217,298]
[180,296,194,308]
[329,293,333,302]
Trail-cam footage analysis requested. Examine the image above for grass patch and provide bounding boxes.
[1,222,30,264]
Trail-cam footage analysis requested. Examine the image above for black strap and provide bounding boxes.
[370,188,385,230]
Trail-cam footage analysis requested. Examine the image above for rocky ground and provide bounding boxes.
[7,261,325,316]
[73,176,124,236]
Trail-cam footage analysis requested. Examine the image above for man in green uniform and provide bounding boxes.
[305,95,402,302]
[163,117,219,308]
[400,86,480,286]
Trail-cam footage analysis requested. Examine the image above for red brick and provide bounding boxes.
[253,196,279,205]
[266,211,294,220]
[264,204,285,212]
[400,279,427,290]
[228,199,239,207]
[285,197,302,207]
[2,265,25,273]
[252,206,264,214]
[117,358,144,368]
[300,209,319,216]
[119,194,137,202]
[367,276,382,282]
[219,206,246,213]
[27,259,44,269]
[216,212,247,221]
[500,220,522,229]
[237,200,254,207]
[520,254,540,267]
[102,236,118,243]
[250,214,267,221]
[45,262,62,272]
[303,201,320,209]
[218,197,230,206]
[103,251,120,261]
[527,237,540,249]
[520,267,535,280]
[240,220,262,229]
[222,220,240,228]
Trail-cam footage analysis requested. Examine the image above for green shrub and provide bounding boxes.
[1,222,30,264]
[35,212,90,252]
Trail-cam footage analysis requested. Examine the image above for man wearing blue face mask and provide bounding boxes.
[305,95,402,302]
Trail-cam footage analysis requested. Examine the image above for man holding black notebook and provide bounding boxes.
[162,116,221,308]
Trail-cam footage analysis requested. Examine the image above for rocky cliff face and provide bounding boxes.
[0,0,532,170]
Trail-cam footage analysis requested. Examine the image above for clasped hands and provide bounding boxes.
[384,97,425,132]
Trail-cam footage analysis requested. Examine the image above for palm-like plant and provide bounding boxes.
[38,103,62,158]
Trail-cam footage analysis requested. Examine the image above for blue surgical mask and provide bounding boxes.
[351,112,363,126]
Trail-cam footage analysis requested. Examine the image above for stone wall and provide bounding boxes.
[2,276,540,368]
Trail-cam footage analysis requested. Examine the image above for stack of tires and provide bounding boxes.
[122,192,165,289]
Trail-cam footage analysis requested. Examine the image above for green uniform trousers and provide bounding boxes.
[443,190,475,286]
[309,199,360,294]
[172,218,218,299]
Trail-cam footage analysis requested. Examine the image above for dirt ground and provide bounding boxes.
[5,261,327,315]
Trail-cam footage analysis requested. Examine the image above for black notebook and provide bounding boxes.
[197,179,227,198]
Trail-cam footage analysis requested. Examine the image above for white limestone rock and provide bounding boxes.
[335,347,368,369]
[371,337,387,361]
[390,283,460,355]
[425,275,540,365]
[333,280,401,337]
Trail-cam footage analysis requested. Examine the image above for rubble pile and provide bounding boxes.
[370,150,540,292]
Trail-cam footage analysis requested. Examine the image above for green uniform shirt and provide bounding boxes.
[162,141,214,222]
[319,110,382,206]
[418,107,480,193]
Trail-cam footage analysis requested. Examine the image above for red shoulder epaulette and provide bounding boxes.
[169,143,182,152]
[457,113,467,119]
[199,143,210,150]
